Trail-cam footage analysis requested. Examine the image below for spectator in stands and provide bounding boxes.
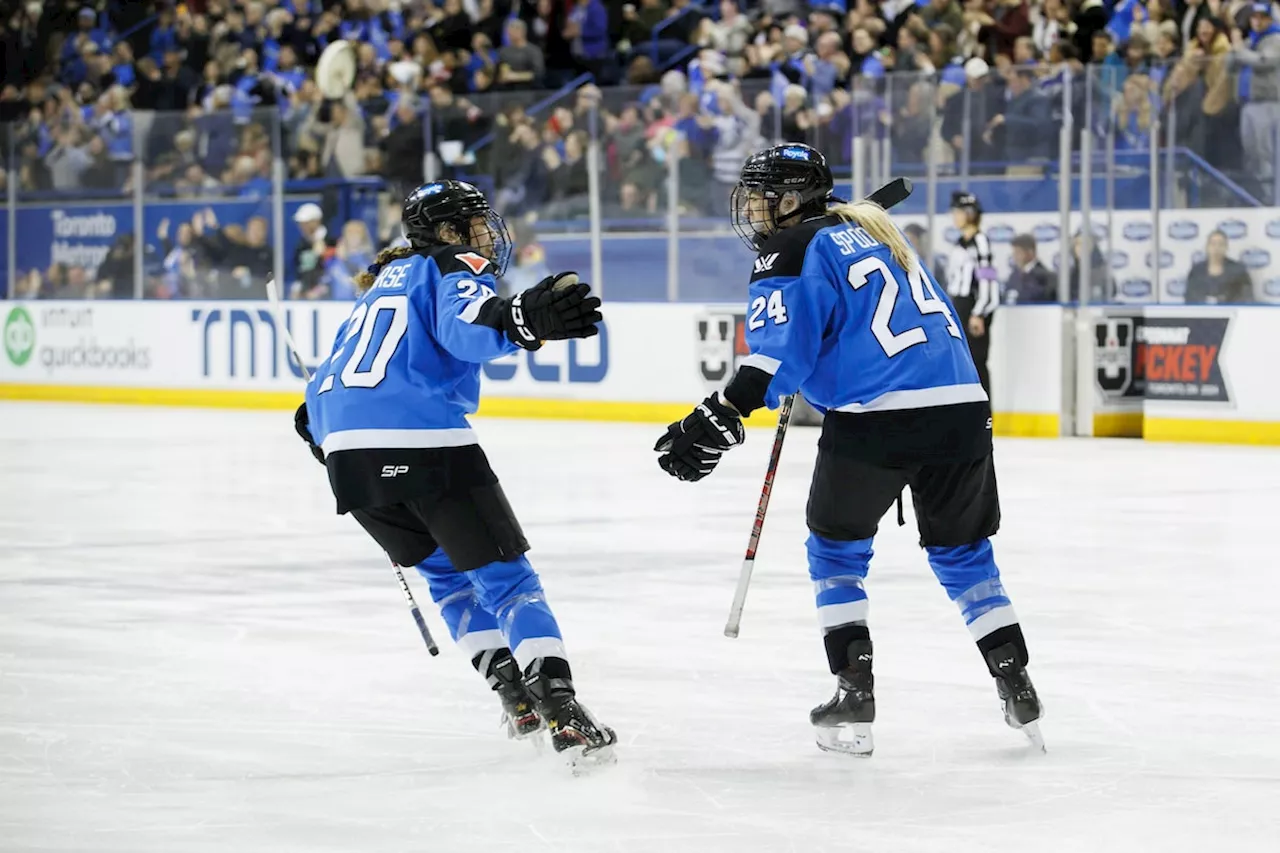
[47,125,93,190]
[923,0,965,35]
[777,84,812,144]
[195,208,272,298]
[997,67,1052,163]
[1113,73,1157,149]
[1013,35,1041,64]
[702,0,754,56]
[157,217,202,298]
[303,95,369,178]
[974,0,1033,60]
[1187,15,1242,172]
[17,137,52,192]
[321,220,377,301]
[381,96,426,200]
[942,58,1005,172]
[1180,0,1214,46]
[1067,230,1112,301]
[96,233,137,300]
[1032,0,1072,56]
[1231,3,1280,200]
[1004,233,1056,303]
[292,203,337,299]
[565,0,610,79]
[79,134,121,192]
[891,79,935,164]
[494,120,552,216]
[1074,0,1111,62]
[1185,230,1254,303]
[903,223,948,284]
[707,82,764,209]
[607,101,660,205]
[1163,49,1208,154]
[499,19,546,90]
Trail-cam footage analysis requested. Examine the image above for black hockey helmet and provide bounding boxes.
[402,179,512,276]
[950,190,982,220]
[731,143,834,251]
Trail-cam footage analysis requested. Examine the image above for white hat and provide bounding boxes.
[964,57,990,79]
[388,60,422,86]
[784,25,809,44]
[293,203,323,223]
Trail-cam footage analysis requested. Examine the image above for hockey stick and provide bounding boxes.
[722,177,915,639]
[724,393,795,638]
[266,278,441,657]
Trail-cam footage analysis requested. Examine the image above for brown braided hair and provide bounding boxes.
[354,245,419,293]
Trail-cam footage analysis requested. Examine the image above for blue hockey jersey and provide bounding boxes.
[722,215,991,464]
[304,245,517,459]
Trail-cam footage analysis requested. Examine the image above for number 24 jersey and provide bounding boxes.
[729,215,991,464]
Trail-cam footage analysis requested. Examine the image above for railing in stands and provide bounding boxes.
[110,14,158,48]
[648,7,698,64]
[464,73,596,155]
[658,44,699,74]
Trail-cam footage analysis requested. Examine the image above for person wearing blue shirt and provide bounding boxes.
[654,145,1044,757]
[295,181,616,769]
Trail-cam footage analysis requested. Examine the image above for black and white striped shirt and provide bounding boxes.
[946,231,1000,318]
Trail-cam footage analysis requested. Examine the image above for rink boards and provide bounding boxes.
[0,299,1277,445]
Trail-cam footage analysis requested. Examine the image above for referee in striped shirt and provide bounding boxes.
[945,191,999,394]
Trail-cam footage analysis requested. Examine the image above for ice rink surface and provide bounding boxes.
[1,402,1278,853]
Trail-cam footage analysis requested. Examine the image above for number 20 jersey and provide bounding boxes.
[729,214,992,465]
[303,245,518,511]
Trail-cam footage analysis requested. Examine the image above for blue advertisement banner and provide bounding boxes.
[0,197,320,299]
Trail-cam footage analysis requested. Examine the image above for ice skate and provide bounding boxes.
[985,642,1045,752]
[811,640,875,756]
[486,653,545,741]
[527,676,617,773]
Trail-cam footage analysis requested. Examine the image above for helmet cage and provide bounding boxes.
[402,181,513,277]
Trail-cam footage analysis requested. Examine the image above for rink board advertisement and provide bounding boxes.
[1095,313,1232,404]
[2,300,1278,443]
[0,300,718,422]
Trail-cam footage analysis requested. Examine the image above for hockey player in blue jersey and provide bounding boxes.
[654,145,1043,755]
[294,180,617,768]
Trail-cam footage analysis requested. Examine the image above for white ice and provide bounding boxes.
[1,401,1278,853]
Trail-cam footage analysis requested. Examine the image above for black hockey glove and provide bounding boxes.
[654,393,745,482]
[294,403,325,465]
[503,272,602,351]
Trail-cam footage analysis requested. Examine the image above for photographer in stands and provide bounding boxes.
[1184,229,1255,303]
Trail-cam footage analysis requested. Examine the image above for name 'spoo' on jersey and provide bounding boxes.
[722,215,992,465]
[304,245,517,511]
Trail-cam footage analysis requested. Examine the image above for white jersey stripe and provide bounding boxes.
[321,427,479,454]
[832,383,989,414]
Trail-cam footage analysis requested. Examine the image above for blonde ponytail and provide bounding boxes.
[354,245,419,293]
[827,200,917,272]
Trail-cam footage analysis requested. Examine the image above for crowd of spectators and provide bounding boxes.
[3,0,1280,300]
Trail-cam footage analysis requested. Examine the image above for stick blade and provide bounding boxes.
[865,177,913,211]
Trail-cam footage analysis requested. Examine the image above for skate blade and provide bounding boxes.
[1019,721,1046,753]
[561,742,618,776]
[814,723,874,757]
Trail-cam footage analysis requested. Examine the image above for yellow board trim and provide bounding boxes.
[0,383,764,426]
[1144,417,1280,445]
[0,383,304,410]
[993,412,1059,438]
[1093,411,1144,438]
